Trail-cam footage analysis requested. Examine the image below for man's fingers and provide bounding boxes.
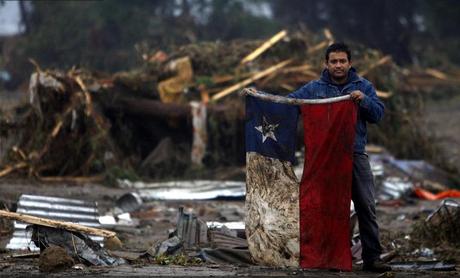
[349,90,364,102]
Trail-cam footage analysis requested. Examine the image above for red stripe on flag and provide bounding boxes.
[300,101,357,271]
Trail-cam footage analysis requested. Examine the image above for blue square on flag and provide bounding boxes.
[245,95,299,163]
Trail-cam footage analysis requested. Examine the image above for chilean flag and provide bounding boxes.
[245,94,357,271]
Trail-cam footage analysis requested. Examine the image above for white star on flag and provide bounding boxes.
[255,116,279,143]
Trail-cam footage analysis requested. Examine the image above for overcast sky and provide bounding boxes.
[0,1,22,36]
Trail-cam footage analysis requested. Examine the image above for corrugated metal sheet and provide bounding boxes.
[118,180,245,200]
[6,194,103,251]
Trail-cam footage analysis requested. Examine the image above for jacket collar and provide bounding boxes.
[318,67,361,85]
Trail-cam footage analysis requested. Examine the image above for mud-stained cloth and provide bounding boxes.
[245,95,357,271]
[245,95,299,267]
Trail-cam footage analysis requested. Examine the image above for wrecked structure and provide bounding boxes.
[0,29,458,182]
[0,29,459,275]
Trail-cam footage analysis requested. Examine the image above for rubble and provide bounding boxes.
[1,29,458,182]
[411,199,460,248]
[0,28,459,275]
[5,194,104,251]
[389,261,456,271]
[118,180,245,200]
[31,225,125,266]
[38,245,74,272]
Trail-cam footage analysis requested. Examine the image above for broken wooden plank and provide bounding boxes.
[75,76,94,116]
[365,145,384,153]
[359,55,392,76]
[212,60,292,101]
[307,40,329,54]
[281,64,313,74]
[425,68,449,80]
[240,30,288,65]
[0,210,116,238]
[0,162,28,178]
[376,90,393,98]
[38,175,105,183]
[280,84,295,91]
[323,28,334,42]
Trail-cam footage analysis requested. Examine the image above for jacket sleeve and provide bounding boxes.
[359,83,385,123]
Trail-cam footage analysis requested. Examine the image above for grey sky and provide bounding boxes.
[0,1,22,36]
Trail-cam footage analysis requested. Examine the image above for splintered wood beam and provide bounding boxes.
[323,28,334,42]
[38,175,105,183]
[211,59,292,102]
[425,68,448,80]
[240,30,288,65]
[75,76,94,116]
[0,210,116,238]
[307,40,329,54]
[0,162,27,178]
[376,90,393,98]
[359,55,392,76]
[281,64,313,74]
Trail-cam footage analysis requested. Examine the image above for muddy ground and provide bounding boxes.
[0,180,459,277]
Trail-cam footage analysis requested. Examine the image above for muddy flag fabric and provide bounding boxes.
[245,95,300,266]
[245,94,357,270]
[299,102,357,271]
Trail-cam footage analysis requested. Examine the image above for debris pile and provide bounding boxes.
[0,69,116,181]
[411,199,460,251]
[0,28,458,181]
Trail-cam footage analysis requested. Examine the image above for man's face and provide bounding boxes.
[325,51,351,81]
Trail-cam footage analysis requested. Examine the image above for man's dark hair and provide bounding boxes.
[325,42,351,61]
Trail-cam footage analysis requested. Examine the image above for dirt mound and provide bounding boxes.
[39,245,75,272]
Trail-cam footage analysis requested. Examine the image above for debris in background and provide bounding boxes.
[211,59,292,101]
[31,225,125,266]
[190,101,207,166]
[378,177,413,201]
[114,192,143,214]
[207,221,245,232]
[0,69,114,179]
[146,207,251,265]
[2,28,460,180]
[389,260,456,271]
[99,193,142,228]
[157,56,193,103]
[389,159,450,186]
[176,207,208,248]
[4,194,104,251]
[414,188,460,200]
[0,210,117,242]
[148,236,183,257]
[200,248,253,265]
[410,199,460,258]
[208,226,247,249]
[118,180,245,200]
[240,30,287,65]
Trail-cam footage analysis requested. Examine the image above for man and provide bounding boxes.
[289,42,391,272]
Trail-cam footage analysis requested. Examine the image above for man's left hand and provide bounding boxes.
[350,90,365,103]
